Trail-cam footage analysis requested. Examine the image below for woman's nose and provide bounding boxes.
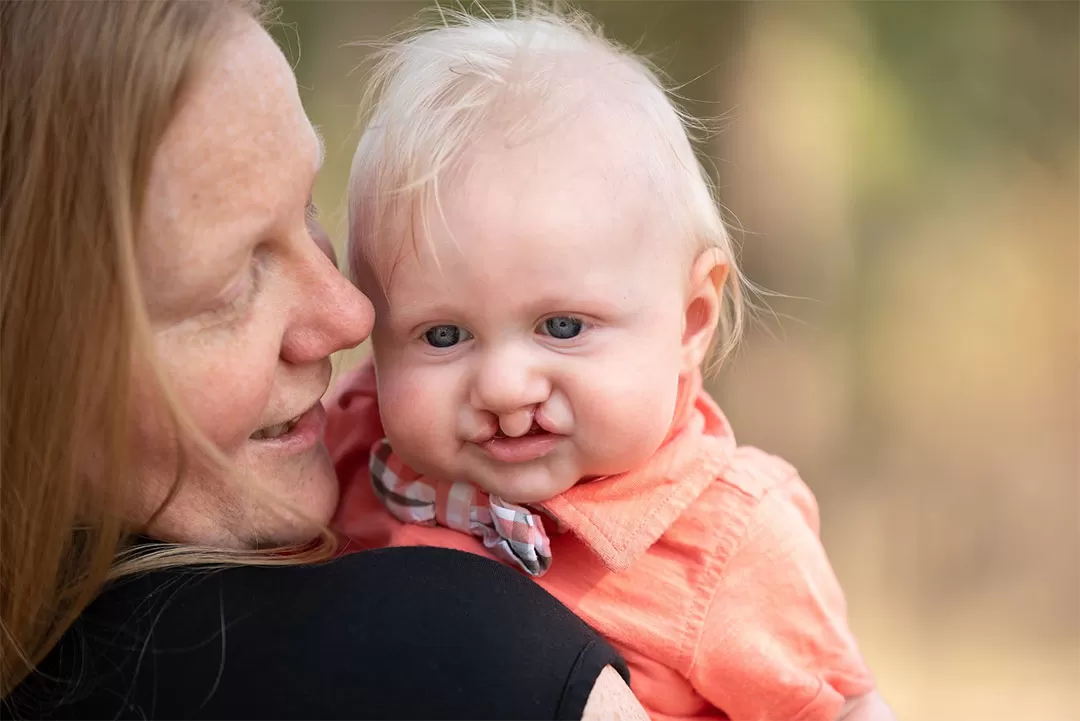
[281,243,374,365]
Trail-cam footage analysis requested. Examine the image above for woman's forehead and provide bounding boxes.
[138,19,320,294]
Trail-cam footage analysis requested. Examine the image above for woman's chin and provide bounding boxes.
[252,449,341,546]
[143,445,342,549]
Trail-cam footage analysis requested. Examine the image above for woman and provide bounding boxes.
[0,2,646,718]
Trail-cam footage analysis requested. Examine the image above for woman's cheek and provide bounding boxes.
[157,333,277,452]
[188,366,274,450]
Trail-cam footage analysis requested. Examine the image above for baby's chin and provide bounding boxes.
[474,468,582,505]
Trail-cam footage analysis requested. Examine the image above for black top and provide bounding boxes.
[4,547,628,720]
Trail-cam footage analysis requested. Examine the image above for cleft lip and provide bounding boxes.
[489,420,549,442]
[467,417,499,444]
[532,410,562,436]
[468,411,563,445]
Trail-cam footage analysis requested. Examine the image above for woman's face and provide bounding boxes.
[132,18,374,547]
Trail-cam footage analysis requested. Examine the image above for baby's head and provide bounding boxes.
[348,8,743,504]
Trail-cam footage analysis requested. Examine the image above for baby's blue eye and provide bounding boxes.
[541,316,583,339]
[424,325,468,348]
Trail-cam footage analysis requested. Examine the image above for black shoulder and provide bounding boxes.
[7,547,626,720]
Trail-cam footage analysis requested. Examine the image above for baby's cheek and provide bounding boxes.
[574,359,679,468]
[377,366,448,453]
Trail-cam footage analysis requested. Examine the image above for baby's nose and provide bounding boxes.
[498,408,535,437]
[470,346,550,415]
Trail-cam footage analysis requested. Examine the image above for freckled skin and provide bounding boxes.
[132,18,373,547]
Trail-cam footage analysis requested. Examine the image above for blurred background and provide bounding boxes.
[272,2,1079,719]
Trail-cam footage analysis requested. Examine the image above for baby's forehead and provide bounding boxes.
[351,44,701,294]
[445,131,658,231]
[466,88,670,194]
[369,115,690,298]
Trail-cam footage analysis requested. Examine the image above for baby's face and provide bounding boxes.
[368,132,694,504]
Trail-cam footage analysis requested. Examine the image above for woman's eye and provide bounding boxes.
[541,316,584,339]
[423,325,470,348]
[209,255,264,324]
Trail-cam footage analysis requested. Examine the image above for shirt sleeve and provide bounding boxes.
[12,547,630,720]
[689,470,874,721]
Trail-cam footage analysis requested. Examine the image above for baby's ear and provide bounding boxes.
[681,248,728,372]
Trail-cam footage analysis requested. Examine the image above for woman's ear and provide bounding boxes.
[681,248,728,372]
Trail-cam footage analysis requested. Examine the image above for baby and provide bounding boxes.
[327,9,887,721]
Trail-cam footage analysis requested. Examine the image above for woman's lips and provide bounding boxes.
[250,401,326,453]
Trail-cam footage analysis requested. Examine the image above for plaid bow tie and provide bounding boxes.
[369,438,553,576]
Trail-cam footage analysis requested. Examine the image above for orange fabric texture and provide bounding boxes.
[327,360,874,721]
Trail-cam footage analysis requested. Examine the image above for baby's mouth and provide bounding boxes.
[492,421,548,440]
[480,420,562,464]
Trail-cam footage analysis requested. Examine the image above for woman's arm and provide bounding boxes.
[15,546,631,720]
[582,666,650,721]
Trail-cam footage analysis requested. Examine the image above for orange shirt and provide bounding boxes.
[327,360,874,721]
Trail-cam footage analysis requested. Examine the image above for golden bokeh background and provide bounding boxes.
[272,3,1079,718]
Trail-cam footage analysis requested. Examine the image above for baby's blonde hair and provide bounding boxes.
[348,3,746,366]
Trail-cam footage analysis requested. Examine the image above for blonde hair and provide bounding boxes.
[0,0,335,697]
[348,3,746,364]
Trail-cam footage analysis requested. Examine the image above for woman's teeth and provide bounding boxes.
[250,416,298,440]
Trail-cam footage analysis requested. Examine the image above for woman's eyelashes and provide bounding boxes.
[201,202,316,329]
[208,255,264,325]
[212,200,318,326]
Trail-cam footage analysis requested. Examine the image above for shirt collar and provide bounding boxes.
[540,369,736,571]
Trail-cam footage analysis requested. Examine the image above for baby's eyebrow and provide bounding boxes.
[389,300,459,328]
